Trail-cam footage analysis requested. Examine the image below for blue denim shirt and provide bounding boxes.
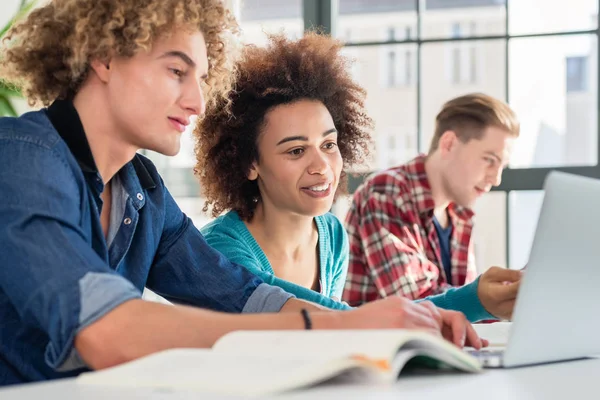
[0,100,294,386]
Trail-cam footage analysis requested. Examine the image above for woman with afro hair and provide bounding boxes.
[196,32,372,309]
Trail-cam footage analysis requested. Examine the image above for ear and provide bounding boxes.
[247,162,259,181]
[90,58,112,83]
[438,130,458,156]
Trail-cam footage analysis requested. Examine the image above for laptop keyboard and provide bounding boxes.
[468,349,505,368]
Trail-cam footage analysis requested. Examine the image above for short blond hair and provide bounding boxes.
[0,0,239,110]
[429,93,520,153]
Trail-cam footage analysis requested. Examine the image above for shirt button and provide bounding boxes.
[123,217,132,225]
[136,193,144,201]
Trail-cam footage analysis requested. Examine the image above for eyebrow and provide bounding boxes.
[276,128,337,146]
[159,51,209,79]
[159,50,195,66]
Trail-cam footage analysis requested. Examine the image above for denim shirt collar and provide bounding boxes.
[45,99,156,193]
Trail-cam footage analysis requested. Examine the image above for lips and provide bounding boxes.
[306,183,330,192]
[168,117,189,133]
[301,182,333,199]
[474,187,488,196]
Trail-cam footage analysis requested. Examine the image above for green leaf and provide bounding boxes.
[0,81,21,98]
[0,0,37,117]
[1,0,38,38]
[0,96,18,117]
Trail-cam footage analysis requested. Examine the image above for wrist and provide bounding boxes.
[310,310,344,330]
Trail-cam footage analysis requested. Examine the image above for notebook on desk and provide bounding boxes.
[469,171,600,368]
[76,330,481,397]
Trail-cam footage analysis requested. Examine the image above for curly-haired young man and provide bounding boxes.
[0,0,483,386]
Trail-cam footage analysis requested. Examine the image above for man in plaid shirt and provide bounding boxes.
[344,93,521,319]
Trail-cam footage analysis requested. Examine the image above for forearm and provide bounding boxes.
[280,297,333,312]
[76,298,341,370]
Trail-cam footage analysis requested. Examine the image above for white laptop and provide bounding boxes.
[469,171,600,368]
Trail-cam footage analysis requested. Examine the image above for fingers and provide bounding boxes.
[418,301,443,327]
[485,266,523,283]
[436,310,482,349]
[405,302,442,332]
[503,279,520,298]
[492,279,521,301]
[444,311,468,348]
[463,321,483,350]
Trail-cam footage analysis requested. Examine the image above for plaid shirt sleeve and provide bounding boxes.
[343,189,442,306]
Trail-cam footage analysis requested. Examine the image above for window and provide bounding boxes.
[452,47,462,83]
[469,46,478,83]
[509,35,597,168]
[387,51,397,87]
[567,56,589,92]
[388,135,397,149]
[450,22,462,84]
[405,49,413,84]
[509,0,598,35]
[377,129,415,170]
[447,22,479,85]
[334,0,599,268]
[451,22,462,38]
[421,39,505,150]
[381,25,416,88]
[344,28,354,43]
[388,27,397,41]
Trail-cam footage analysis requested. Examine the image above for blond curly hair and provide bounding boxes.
[0,0,239,109]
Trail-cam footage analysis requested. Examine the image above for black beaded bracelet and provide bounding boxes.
[301,308,312,330]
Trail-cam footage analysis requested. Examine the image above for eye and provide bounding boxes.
[288,148,304,156]
[323,142,338,151]
[484,157,495,166]
[169,68,185,78]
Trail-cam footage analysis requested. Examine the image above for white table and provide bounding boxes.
[1,358,598,400]
[1,323,597,400]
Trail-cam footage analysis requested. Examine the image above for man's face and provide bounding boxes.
[441,126,515,208]
[103,29,208,156]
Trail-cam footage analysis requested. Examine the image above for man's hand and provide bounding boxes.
[478,266,522,320]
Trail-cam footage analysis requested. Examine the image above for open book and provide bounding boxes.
[77,330,481,397]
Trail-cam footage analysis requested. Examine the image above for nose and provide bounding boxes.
[490,165,503,187]
[182,81,205,117]
[307,150,329,175]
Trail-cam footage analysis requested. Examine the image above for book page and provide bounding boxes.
[214,330,480,374]
[214,330,433,361]
[76,348,372,397]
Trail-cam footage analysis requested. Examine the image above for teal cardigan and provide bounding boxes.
[201,211,495,322]
[201,211,349,309]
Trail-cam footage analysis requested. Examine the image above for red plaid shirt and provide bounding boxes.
[342,155,477,306]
